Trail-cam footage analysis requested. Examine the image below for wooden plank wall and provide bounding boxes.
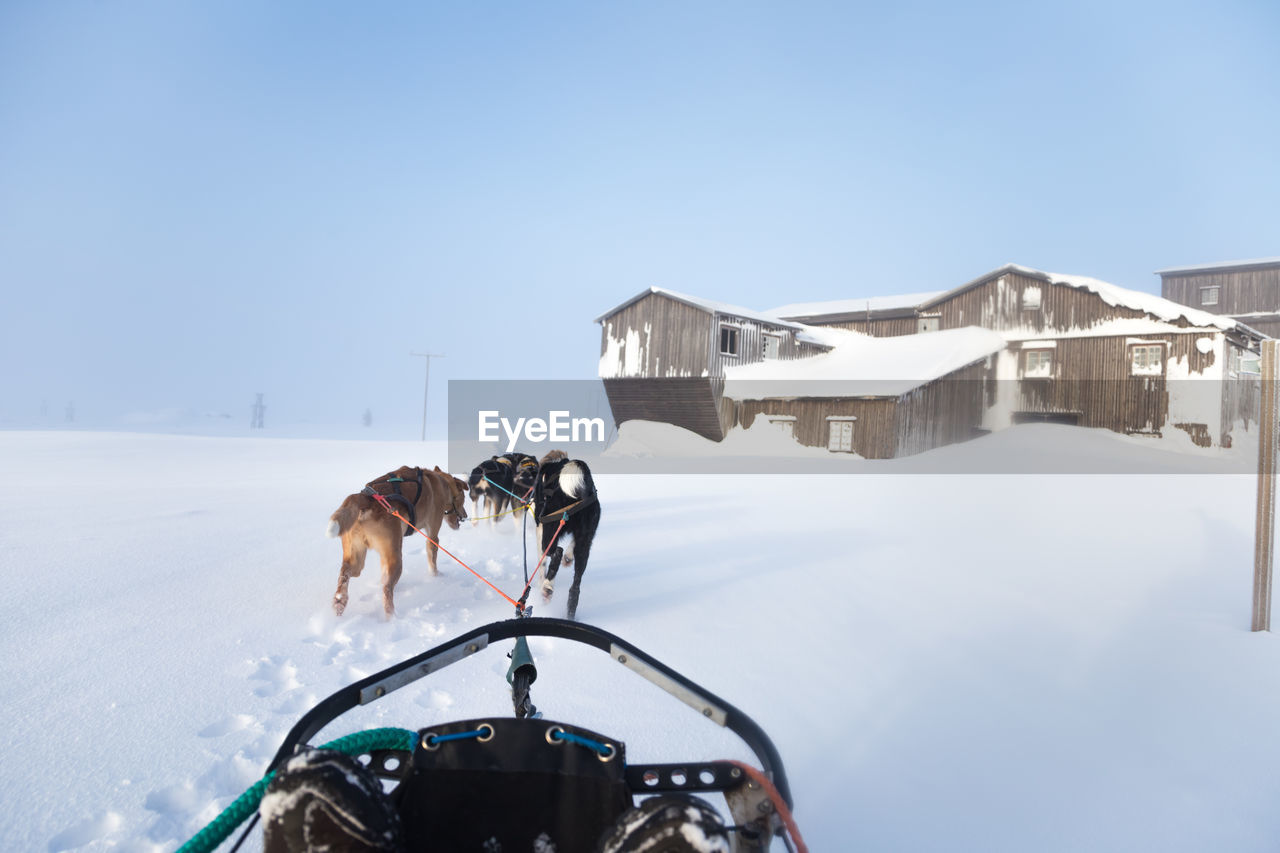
[739,398,898,458]
[1235,317,1280,338]
[1222,373,1261,447]
[1008,334,1223,437]
[895,362,991,455]
[1161,267,1280,316]
[931,271,1161,333]
[602,378,726,441]
[803,317,918,337]
[599,293,712,378]
[704,314,826,378]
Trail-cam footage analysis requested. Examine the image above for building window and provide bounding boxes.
[1022,349,1053,379]
[719,325,739,356]
[765,414,795,437]
[1130,344,1165,376]
[917,315,940,333]
[826,417,855,452]
[1199,286,1220,307]
[1022,286,1042,311]
[762,334,781,359]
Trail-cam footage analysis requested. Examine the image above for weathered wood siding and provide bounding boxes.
[930,271,1163,333]
[602,378,726,441]
[703,314,826,378]
[598,292,712,378]
[1161,265,1280,317]
[1006,334,1222,437]
[740,398,898,458]
[895,362,991,455]
[598,291,828,379]
[1234,316,1280,339]
[738,361,991,459]
[1222,374,1261,448]
[801,317,918,337]
[599,292,829,441]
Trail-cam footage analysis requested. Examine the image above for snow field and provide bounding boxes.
[2,429,1280,851]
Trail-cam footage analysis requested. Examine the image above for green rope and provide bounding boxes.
[177,727,417,853]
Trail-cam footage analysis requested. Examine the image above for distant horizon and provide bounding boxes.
[5,2,1276,430]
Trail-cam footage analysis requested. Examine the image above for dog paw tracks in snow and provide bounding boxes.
[249,655,302,698]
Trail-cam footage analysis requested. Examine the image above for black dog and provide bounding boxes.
[467,456,515,526]
[507,452,539,522]
[469,453,542,527]
[534,457,600,620]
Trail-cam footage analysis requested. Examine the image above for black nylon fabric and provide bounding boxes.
[391,718,632,852]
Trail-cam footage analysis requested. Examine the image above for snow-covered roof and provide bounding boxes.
[1155,257,1280,275]
[595,287,804,329]
[722,326,1005,400]
[922,264,1248,334]
[767,291,946,319]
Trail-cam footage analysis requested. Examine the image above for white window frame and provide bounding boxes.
[1199,286,1220,307]
[825,415,856,453]
[764,414,796,438]
[762,333,782,359]
[1022,286,1042,311]
[1130,343,1165,376]
[719,324,739,357]
[917,315,940,333]
[1022,349,1053,379]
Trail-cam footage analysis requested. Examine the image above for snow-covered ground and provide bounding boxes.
[3,426,1280,851]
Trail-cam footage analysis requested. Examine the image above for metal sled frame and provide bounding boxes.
[267,617,792,809]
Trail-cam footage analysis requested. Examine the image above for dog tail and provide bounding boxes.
[559,461,586,498]
[327,496,360,538]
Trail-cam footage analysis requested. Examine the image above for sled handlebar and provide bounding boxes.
[267,617,793,808]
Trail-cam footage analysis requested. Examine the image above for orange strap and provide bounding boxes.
[721,761,808,853]
[515,516,567,608]
[370,493,523,610]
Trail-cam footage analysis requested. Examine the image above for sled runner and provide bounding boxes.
[181,618,804,853]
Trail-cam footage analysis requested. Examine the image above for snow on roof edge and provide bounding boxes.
[1155,257,1280,275]
[594,286,804,329]
[921,263,1247,334]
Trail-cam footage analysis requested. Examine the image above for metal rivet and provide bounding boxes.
[729,768,742,779]
[617,654,628,664]
[702,708,712,717]
[466,643,479,653]
[374,687,386,697]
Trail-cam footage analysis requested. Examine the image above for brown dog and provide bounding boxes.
[326,465,469,617]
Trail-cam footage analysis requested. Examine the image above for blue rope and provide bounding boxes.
[424,726,490,746]
[483,475,531,505]
[550,729,613,756]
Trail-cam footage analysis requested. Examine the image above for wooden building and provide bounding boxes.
[596,287,828,441]
[723,328,1003,457]
[915,264,1263,446]
[596,265,1265,456]
[1157,257,1280,338]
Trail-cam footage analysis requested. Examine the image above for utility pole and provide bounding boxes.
[411,352,445,441]
[1253,340,1278,631]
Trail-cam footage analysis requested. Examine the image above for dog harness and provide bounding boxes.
[535,486,599,524]
[362,469,425,536]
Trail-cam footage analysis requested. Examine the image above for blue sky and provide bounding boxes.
[2,0,1277,434]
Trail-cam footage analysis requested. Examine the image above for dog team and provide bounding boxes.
[325,450,600,620]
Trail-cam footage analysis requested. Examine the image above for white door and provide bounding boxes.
[828,420,853,452]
